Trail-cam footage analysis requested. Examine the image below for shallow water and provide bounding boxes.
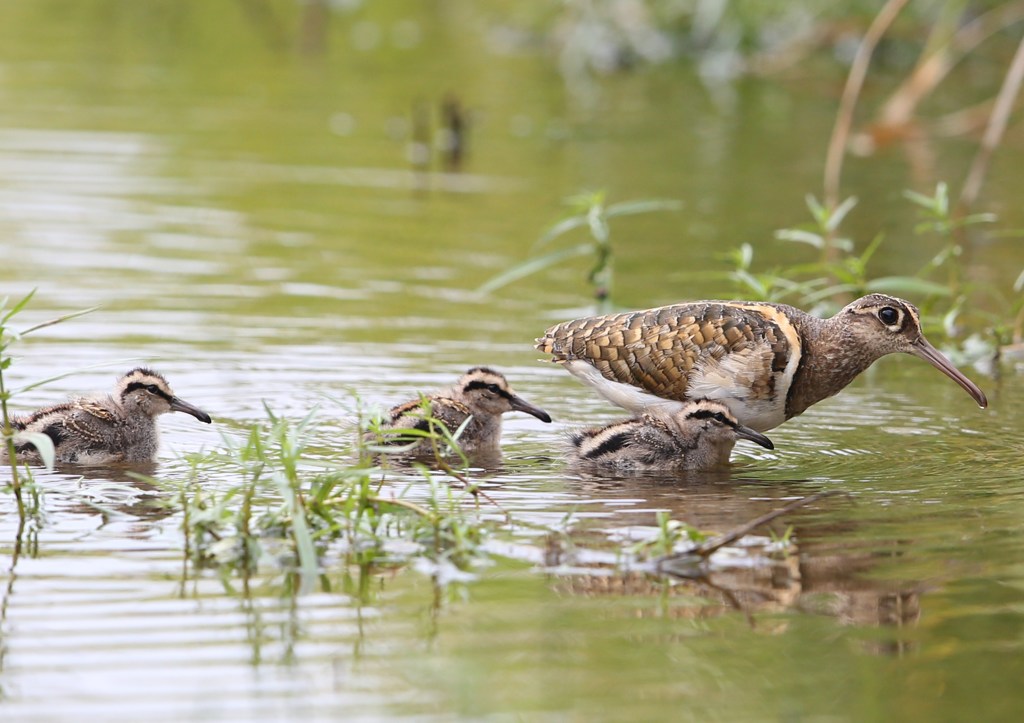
[3,2,1024,721]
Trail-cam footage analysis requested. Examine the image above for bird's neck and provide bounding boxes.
[462,412,501,451]
[115,398,158,431]
[686,437,736,470]
[667,418,732,470]
[785,312,880,419]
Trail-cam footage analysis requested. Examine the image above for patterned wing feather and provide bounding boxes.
[385,396,470,435]
[538,302,793,402]
[65,403,118,444]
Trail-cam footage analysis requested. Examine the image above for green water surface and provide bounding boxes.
[1,2,1024,721]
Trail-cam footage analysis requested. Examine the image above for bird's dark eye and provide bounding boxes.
[486,384,501,394]
[713,413,728,424]
[878,307,900,326]
[146,384,161,394]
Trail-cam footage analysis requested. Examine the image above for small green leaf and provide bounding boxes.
[903,187,937,211]
[943,300,963,337]
[564,190,605,212]
[477,243,594,294]
[586,207,609,244]
[935,182,949,215]
[449,415,472,442]
[805,194,827,226]
[731,243,754,270]
[273,471,319,593]
[858,233,886,265]
[729,269,767,298]
[533,215,589,250]
[826,196,858,233]
[14,431,56,469]
[605,199,683,217]
[774,228,825,249]
[830,236,855,252]
[1,289,37,325]
[866,276,952,297]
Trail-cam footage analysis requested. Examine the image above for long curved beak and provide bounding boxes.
[508,394,553,423]
[909,339,988,408]
[734,424,774,450]
[170,396,213,424]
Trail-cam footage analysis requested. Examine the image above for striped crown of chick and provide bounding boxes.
[5,367,212,466]
[373,366,552,454]
[568,399,774,471]
[537,294,987,432]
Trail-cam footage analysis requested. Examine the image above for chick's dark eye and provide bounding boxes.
[146,384,161,394]
[878,307,900,325]
[713,413,728,424]
[486,384,501,394]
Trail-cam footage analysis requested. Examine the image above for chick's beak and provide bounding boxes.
[909,338,988,408]
[508,395,553,423]
[170,397,213,424]
[734,424,774,450]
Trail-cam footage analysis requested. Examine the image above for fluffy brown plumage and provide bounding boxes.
[3,368,212,465]
[368,367,551,455]
[568,400,774,471]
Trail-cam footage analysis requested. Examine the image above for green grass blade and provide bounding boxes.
[274,471,320,593]
[858,232,886,265]
[774,228,825,249]
[14,431,55,469]
[826,196,858,232]
[20,305,100,336]
[903,188,937,210]
[605,199,682,217]
[533,215,589,250]
[867,276,953,297]
[1,289,38,325]
[477,242,594,294]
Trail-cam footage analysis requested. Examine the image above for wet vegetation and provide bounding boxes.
[480,192,682,311]
[163,403,500,592]
[1,292,96,523]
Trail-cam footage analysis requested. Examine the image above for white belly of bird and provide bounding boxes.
[564,359,790,432]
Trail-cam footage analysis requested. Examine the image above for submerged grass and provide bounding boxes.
[161,402,500,593]
[0,291,97,529]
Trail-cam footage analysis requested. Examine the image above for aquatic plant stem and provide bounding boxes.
[959,32,1024,209]
[178,485,190,598]
[0,515,26,670]
[656,491,842,571]
[433,457,509,520]
[824,0,911,212]
[365,495,437,522]
[239,462,264,578]
[0,362,26,521]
